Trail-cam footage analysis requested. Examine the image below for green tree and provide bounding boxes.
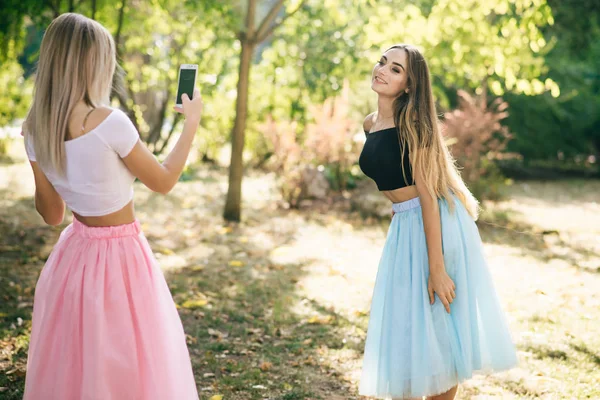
[505,0,600,165]
[219,0,306,222]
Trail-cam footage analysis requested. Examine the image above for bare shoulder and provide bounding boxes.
[363,112,376,133]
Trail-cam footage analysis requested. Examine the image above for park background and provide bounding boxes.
[0,0,599,398]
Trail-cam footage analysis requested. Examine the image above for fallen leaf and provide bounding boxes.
[353,309,368,317]
[252,385,267,390]
[219,226,233,234]
[209,395,223,400]
[181,299,208,309]
[304,356,316,366]
[307,315,333,325]
[208,328,228,338]
[259,361,272,372]
[283,383,293,390]
[228,260,244,267]
[203,372,215,378]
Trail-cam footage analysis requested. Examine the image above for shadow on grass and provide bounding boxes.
[0,184,362,399]
[477,207,600,274]
[570,342,600,368]
[145,187,359,399]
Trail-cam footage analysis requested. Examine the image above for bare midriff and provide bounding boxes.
[381,184,419,204]
[73,200,136,227]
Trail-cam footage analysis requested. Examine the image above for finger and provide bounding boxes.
[182,93,190,103]
[428,284,434,305]
[442,298,451,314]
[172,106,184,114]
[451,289,456,299]
[193,88,201,99]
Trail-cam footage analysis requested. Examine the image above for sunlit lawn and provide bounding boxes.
[1,145,599,399]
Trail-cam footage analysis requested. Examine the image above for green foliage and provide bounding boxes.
[113,0,237,153]
[0,0,594,167]
[0,42,33,127]
[504,1,600,164]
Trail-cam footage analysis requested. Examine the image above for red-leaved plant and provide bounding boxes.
[443,89,516,200]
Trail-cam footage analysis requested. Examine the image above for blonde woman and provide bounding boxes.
[22,13,201,399]
[358,44,517,400]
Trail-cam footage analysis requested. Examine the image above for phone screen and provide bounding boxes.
[176,68,196,105]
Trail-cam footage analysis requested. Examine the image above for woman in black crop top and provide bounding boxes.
[358,45,517,400]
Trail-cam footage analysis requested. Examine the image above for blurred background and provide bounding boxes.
[1,1,599,399]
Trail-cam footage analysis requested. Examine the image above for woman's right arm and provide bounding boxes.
[122,89,203,195]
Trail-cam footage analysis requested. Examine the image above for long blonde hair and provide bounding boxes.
[24,13,117,176]
[389,44,479,219]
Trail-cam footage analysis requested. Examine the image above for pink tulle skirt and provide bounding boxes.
[23,219,199,400]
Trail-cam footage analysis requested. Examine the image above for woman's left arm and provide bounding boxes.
[30,162,65,226]
[415,168,456,313]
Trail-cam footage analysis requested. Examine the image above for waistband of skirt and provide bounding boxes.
[72,218,141,239]
[392,197,421,213]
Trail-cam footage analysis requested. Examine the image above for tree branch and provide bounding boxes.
[110,0,138,131]
[246,0,257,37]
[157,113,183,155]
[256,0,306,43]
[114,0,127,55]
[148,94,169,150]
[254,0,284,42]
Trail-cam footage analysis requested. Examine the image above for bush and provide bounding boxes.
[261,81,362,206]
[304,82,361,191]
[260,116,307,207]
[443,90,516,200]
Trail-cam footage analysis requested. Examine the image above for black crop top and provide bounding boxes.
[359,127,414,191]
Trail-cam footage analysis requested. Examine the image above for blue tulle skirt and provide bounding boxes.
[359,196,517,399]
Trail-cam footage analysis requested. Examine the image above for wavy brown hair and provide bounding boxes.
[24,13,117,176]
[389,44,479,219]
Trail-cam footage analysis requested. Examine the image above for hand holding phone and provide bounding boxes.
[173,64,202,124]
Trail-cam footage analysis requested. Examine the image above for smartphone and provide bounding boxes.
[175,64,198,107]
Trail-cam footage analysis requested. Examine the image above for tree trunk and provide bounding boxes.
[223,38,255,221]
[222,0,302,221]
[110,0,139,130]
[91,0,97,19]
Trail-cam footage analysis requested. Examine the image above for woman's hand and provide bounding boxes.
[173,88,203,125]
[428,268,456,314]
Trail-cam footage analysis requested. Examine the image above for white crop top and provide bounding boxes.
[25,109,140,217]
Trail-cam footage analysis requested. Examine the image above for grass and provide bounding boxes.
[1,147,599,399]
